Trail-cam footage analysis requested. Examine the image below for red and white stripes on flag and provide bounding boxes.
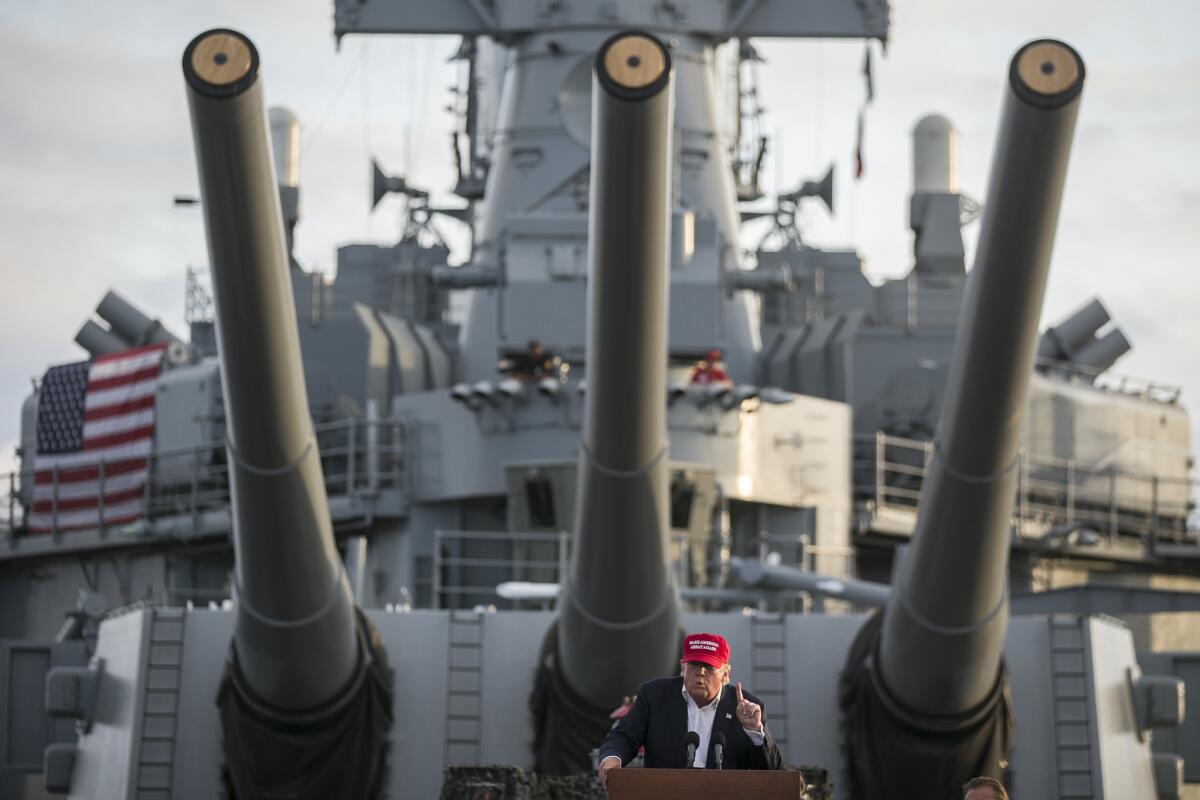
[28,343,167,533]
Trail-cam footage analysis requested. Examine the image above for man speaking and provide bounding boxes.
[596,633,784,787]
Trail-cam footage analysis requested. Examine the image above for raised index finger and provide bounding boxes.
[736,682,744,702]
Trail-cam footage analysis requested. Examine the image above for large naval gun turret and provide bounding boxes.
[532,31,680,772]
[183,29,392,798]
[4,3,1200,800]
[841,40,1083,798]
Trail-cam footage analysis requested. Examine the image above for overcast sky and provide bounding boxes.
[1,0,1198,482]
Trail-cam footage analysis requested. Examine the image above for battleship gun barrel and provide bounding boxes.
[183,29,358,710]
[841,40,1086,798]
[878,39,1085,716]
[556,32,679,708]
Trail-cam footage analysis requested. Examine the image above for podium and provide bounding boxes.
[606,768,806,799]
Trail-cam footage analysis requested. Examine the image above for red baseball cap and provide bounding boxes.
[680,633,731,668]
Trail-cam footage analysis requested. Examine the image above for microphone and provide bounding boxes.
[712,731,726,769]
[685,730,700,767]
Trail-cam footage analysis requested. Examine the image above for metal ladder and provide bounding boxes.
[445,610,484,764]
[135,609,186,800]
[1049,616,1096,799]
[748,612,789,751]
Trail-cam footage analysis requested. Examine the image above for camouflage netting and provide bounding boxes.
[839,611,1014,800]
[797,765,833,800]
[218,608,394,799]
[530,621,619,775]
[440,765,833,800]
[440,766,604,800]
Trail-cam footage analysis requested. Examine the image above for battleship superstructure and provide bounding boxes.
[1,2,1198,799]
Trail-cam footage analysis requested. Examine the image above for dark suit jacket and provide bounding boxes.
[597,677,783,770]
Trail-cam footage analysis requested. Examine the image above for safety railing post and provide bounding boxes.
[346,418,357,495]
[431,530,443,610]
[397,420,408,491]
[51,463,60,539]
[1018,448,1029,532]
[1066,459,1076,525]
[923,438,933,505]
[557,530,570,587]
[1150,476,1160,557]
[874,431,885,509]
[191,452,200,530]
[366,401,379,493]
[98,458,106,538]
[1108,471,1118,544]
[143,450,154,534]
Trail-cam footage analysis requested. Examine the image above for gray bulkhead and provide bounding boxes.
[63,607,1157,800]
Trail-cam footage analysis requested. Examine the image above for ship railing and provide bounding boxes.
[1,470,24,541]
[0,416,409,543]
[427,530,569,610]
[425,529,692,610]
[1036,355,1183,405]
[855,431,1200,550]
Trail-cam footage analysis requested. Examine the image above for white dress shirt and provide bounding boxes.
[683,684,765,767]
[683,683,722,767]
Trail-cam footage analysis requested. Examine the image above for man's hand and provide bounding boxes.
[735,682,762,731]
[597,755,622,791]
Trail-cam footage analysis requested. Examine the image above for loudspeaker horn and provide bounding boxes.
[371,158,389,210]
[800,163,835,215]
[371,158,428,210]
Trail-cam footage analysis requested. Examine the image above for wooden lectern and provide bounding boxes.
[606,768,806,800]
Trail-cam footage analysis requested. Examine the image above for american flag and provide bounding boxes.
[28,343,167,533]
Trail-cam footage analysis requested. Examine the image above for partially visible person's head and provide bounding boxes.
[679,633,732,705]
[527,339,543,356]
[963,776,1008,800]
[705,349,721,362]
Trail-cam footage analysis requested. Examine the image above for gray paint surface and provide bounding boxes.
[67,612,149,800]
[171,610,230,800]
[57,607,1168,800]
[1005,616,1059,797]
[479,610,555,766]
[1091,616,1158,797]
[376,610,452,800]
[783,613,863,787]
